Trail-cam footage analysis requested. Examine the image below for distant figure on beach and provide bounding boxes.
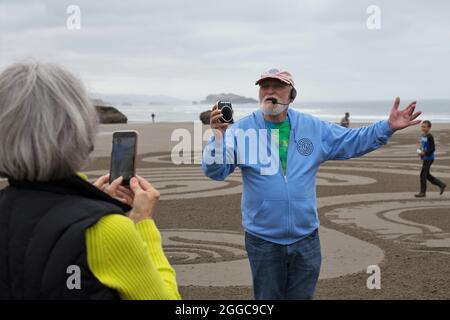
[151,112,155,123]
[340,112,350,128]
[203,68,422,300]
[0,62,180,300]
[415,120,446,198]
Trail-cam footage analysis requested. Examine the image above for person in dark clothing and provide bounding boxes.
[415,120,446,198]
[340,112,350,128]
[0,62,180,300]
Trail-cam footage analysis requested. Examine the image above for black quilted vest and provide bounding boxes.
[0,174,132,299]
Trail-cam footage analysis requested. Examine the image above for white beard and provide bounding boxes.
[260,102,289,116]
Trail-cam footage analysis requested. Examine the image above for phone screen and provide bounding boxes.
[109,131,137,185]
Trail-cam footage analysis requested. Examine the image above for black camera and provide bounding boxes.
[218,101,234,123]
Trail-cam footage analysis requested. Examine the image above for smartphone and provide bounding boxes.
[109,130,138,186]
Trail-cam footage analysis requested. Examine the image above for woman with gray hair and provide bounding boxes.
[0,62,181,300]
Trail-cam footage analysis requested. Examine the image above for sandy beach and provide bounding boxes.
[2,120,449,299]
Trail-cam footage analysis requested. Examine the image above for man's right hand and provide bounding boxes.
[210,104,229,139]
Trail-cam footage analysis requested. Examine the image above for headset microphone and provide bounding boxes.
[265,97,290,106]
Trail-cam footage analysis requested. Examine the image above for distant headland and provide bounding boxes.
[196,93,258,105]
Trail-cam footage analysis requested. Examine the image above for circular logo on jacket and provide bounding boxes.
[297,138,314,156]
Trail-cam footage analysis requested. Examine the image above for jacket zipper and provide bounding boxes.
[266,119,293,239]
[284,127,294,238]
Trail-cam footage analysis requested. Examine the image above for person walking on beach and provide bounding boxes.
[202,68,422,300]
[151,112,155,123]
[340,112,350,128]
[415,120,446,198]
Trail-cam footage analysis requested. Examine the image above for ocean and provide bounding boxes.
[114,99,450,124]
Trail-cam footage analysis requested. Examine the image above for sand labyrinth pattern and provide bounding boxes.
[80,143,450,286]
[355,143,450,161]
[84,167,378,200]
[158,228,384,286]
[320,193,450,255]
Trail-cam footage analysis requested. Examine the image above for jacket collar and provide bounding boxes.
[7,174,132,212]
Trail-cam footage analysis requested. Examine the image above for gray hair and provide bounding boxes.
[0,61,98,181]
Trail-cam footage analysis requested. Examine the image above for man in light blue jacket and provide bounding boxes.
[202,68,422,299]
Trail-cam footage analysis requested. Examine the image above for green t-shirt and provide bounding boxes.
[266,118,291,175]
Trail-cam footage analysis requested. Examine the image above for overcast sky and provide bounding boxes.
[1,0,449,101]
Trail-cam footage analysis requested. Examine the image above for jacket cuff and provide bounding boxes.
[381,119,395,137]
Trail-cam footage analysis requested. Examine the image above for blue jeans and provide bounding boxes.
[245,229,322,300]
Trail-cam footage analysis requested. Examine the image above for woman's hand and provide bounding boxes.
[128,175,160,223]
[93,174,134,206]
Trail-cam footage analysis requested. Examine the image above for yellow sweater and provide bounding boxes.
[86,215,181,300]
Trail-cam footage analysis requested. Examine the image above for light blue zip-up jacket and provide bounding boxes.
[202,108,394,245]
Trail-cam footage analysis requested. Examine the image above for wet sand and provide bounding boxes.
[1,120,449,299]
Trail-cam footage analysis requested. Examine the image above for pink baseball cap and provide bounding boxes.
[255,68,298,100]
[255,68,295,87]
